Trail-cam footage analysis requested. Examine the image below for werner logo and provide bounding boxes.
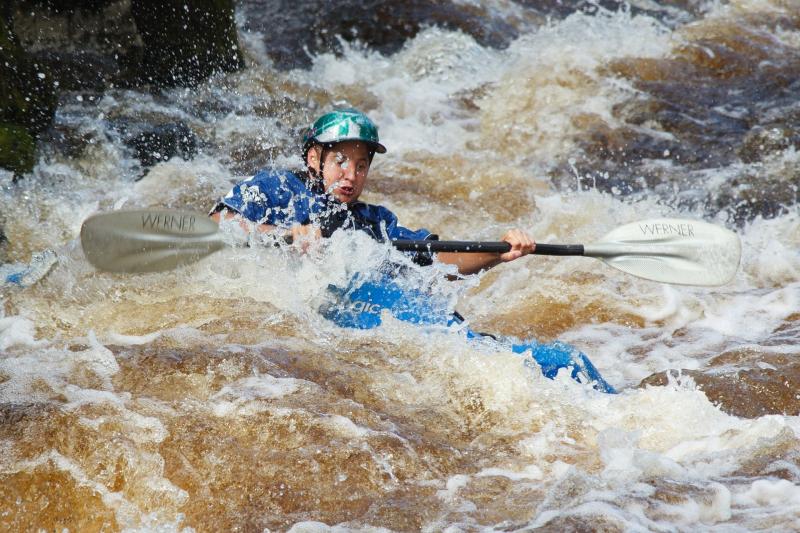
[639,222,695,238]
[350,300,382,314]
[141,213,196,232]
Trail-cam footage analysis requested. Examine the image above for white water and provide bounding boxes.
[2,1,800,531]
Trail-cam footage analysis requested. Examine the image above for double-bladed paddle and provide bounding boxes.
[80,209,741,286]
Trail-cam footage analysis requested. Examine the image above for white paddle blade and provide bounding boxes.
[81,210,224,273]
[584,218,741,286]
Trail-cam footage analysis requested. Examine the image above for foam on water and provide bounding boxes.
[2,0,800,530]
[0,315,42,351]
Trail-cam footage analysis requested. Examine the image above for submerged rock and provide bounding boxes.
[553,11,800,225]
[739,125,800,164]
[640,344,800,419]
[124,122,199,172]
[709,170,800,226]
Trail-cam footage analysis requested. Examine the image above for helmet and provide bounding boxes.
[302,108,387,155]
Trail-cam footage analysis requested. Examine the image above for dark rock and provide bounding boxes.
[37,123,95,160]
[0,123,36,177]
[739,125,800,163]
[239,0,529,70]
[554,15,800,223]
[11,0,142,90]
[0,11,57,175]
[11,0,244,90]
[29,50,126,92]
[0,16,57,135]
[3,0,243,174]
[16,0,118,12]
[121,122,199,172]
[130,0,243,87]
[708,171,799,226]
[1,3,11,25]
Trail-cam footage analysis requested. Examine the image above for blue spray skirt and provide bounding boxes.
[320,276,617,394]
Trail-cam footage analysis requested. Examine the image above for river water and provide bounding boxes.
[2,0,800,531]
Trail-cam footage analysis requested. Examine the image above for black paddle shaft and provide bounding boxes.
[389,240,585,256]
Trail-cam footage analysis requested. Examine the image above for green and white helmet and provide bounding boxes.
[302,108,387,155]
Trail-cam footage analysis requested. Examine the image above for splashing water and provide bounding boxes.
[2,1,800,531]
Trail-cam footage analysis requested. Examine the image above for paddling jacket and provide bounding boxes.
[211,169,438,265]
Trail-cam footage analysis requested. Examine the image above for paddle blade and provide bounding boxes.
[584,218,741,286]
[81,209,225,273]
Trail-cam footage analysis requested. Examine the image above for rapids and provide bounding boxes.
[2,1,800,531]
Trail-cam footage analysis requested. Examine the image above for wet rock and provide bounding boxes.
[16,0,117,11]
[640,348,800,419]
[11,0,142,91]
[37,123,94,160]
[4,0,243,174]
[0,124,36,178]
[1,11,58,134]
[738,125,800,163]
[514,0,697,26]
[239,0,529,70]
[560,14,800,221]
[239,0,702,71]
[130,0,243,87]
[11,0,244,90]
[30,50,125,92]
[120,121,199,171]
[0,11,57,175]
[708,171,799,226]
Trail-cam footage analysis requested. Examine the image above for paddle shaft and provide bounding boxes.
[390,240,584,256]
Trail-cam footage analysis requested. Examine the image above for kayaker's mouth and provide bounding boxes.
[326,178,359,202]
[334,184,356,202]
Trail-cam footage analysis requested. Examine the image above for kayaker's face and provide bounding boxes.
[308,141,370,204]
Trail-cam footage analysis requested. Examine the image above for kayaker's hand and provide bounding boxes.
[499,228,535,262]
[288,224,322,253]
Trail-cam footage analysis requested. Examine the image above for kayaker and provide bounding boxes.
[209,108,615,393]
[209,107,535,275]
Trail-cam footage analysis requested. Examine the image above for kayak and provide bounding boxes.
[320,274,617,394]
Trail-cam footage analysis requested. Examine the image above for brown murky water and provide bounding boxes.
[2,1,800,531]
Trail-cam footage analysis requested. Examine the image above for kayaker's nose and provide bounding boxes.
[341,160,357,183]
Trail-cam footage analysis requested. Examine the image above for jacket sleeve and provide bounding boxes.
[213,172,313,226]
